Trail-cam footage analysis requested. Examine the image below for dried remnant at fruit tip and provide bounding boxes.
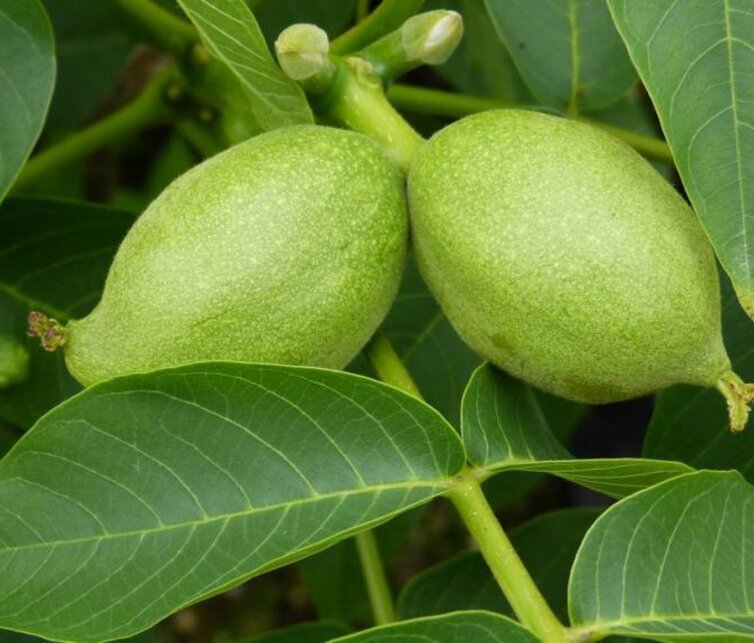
[27,311,67,352]
[716,371,754,432]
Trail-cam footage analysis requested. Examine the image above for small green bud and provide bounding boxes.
[275,24,332,84]
[0,334,30,388]
[402,10,463,66]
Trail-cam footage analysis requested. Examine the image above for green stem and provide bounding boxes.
[324,62,424,172]
[113,0,197,53]
[448,477,568,643]
[331,0,426,54]
[355,530,397,625]
[12,71,178,193]
[387,84,675,165]
[365,331,424,400]
[388,83,508,117]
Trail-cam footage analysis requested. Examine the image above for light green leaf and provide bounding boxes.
[645,279,754,477]
[0,362,464,642]
[462,364,692,497]
[231,620,350,643]
[331,611,539,643]
[398,507,601,621]
[0,0,56,201]
[608,0,754,315]
[176,0,313,130]
[483,0,636,112]
[0,198,134,427]
[569,471,754,640]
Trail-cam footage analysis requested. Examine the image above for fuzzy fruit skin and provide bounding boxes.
[66,125,407,386]
[408,109,729,403]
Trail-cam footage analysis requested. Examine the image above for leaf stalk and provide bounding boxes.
[447,475,569,643]
[355,530,397,625]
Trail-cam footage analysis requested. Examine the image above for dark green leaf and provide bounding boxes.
[42,1,134,131]
[645,280,754,476]
[570,471,754,639]
[399,507,601,622]
[0,363,465,642]
[331,611,538,643]
[483,0,636,112]
[232,620,350,643]
[0,0,56,200]
[176,0,313,130]
[608,0,754,315]
[463,364,692,497]
[0,198,134,427]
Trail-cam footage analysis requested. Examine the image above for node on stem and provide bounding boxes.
[716,371,754,432]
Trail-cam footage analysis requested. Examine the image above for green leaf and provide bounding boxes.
[0,0,56,201]
[231,620,351,643]
[331,611,539,643]
[42,1,135,131]
[0,362,464,642]
[645,280,754,476]
[569,471,754,639]
[608,0,754,315]
[399,507,601,622]
[0,198,134,427]
[462,364,692,497]
[483,0,636,112]
[176,0,313,130]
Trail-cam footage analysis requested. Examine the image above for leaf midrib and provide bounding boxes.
[0,478,450,554]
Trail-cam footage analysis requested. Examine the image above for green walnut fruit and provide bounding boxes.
[0,334,30,388]
[44,125,407,386]
[408,109,753,430]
